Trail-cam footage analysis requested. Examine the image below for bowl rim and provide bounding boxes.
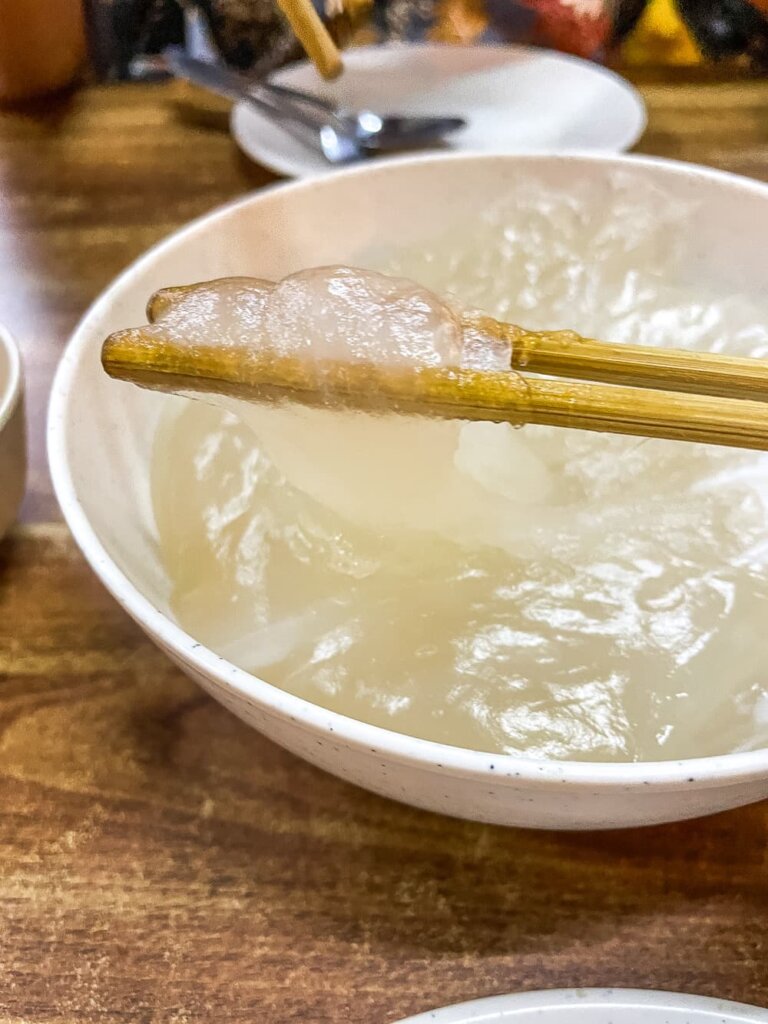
[0,322,23,434]
[395,987,768,1024]
[48,149,768,790]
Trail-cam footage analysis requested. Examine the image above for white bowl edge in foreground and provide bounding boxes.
[396,988,768,1024]
[48,152,768,830]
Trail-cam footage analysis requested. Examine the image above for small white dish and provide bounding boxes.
[231,43,647,179]
[395,988,768,1024]
[0,324,25,540]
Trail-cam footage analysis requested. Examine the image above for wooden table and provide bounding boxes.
[1,75,768,1024]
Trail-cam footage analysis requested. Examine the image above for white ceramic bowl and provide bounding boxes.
[395,989,768,1024]
[48,153,768,830]
[0,324,25,540]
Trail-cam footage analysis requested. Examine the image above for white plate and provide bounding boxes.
[231,43,647,178]
[396,989,768,1024]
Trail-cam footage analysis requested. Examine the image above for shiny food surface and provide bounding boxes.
[148,178,768,763]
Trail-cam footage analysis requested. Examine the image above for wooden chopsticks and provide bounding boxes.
[274,0,343,80]
[103,322,768,453]
[470,315,768,403]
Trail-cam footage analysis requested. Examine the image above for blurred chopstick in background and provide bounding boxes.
[274,0,344,79]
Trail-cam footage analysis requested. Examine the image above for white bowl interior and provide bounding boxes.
[60,155,768,609]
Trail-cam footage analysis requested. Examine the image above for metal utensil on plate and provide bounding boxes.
[166,52,466,165]
[260,79,467,150]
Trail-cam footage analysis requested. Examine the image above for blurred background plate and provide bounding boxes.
[231,43,647,178]
[396,989,768,1024]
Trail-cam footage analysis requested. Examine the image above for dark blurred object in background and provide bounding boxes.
[81,0,768,79]
[616,0,768,68]
[612,0,650,39]
[85,0,300,77]
[100,0,185,77]
[675,0,768,65]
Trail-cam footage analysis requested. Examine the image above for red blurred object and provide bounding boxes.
[518,0,613,57]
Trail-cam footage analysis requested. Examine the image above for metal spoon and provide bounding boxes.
[166,53,466,164]
[258,78,466,150]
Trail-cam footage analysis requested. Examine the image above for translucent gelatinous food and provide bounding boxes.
[138,266,537,550]
[150,177,768,762]
[132,266,468,369]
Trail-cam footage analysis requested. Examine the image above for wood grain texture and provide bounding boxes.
[0,83,274,522]
[1,74,768,1024]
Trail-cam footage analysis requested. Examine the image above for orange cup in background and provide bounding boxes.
[0,0,87,102]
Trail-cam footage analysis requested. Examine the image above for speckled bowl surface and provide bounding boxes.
[48,153,768,829]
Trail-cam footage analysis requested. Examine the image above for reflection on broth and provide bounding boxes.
[150,180,768,762]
